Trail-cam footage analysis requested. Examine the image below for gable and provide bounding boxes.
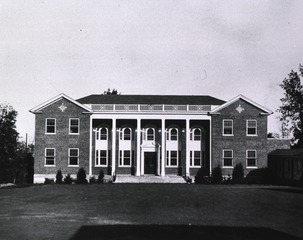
[210,95,272,116]
[30,93,92,114]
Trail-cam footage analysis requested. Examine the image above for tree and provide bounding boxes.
[0,104,19,183]
[211,165,223,184]
[232,163,244,184]
[76,168,88,184]
[278,64,303,147]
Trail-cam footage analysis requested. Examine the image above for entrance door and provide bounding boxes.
[144,152,157,175]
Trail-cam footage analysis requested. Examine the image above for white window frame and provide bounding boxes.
[119,150,132,167]
[222,149,233,168]
[223,119,233,136]
[190,128,201,141]
[45,118,56,134]
[246,150,257,168]
[100,128,108,140]
[96,128,108,140]
[68,148,79,167]
[45,148,55,166]
[166,150,178,167]
[69,118,80,135]
[120,128,132,141]
[190,151,202,167]
[146,128,155,141]
[167,128,178,141]
[246,120,257,136]
[95,150,108,166]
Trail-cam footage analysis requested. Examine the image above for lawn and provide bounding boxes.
[0,184,302,240]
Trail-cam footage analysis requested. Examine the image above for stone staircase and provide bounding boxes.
[114,175,187,184]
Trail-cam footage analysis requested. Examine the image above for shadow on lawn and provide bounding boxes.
[263,187,303,194]
[69,225,302,240]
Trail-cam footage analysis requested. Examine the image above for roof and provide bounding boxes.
[30,93,92,114]
[268,149,303,156]
[77,95,226,105]
[210,94,273,115]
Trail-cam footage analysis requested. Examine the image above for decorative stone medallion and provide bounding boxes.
[236,104,244,113]
[58,103,67,112]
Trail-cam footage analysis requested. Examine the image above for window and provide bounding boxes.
[190,151,201,167]
[96,150,108,166]
[246,150,257,167]
[120,128,132,140]
[223,120,233,136]
[69,148,79,166]
[46,118,56,134]
[45,148,55,166]
[167,128,178,141]
[146,128,155,141]
[100,128,107,140]
[247,120,257,136]
[193,128,201,141]
[166,150,178,167]
[69,118,79,134]
[223,150,233,167]
[119,150,132,166]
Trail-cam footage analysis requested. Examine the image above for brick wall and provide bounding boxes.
[34,98,91,178]
[211,99,268,176]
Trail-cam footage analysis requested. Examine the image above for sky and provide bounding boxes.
[0,0,303,143]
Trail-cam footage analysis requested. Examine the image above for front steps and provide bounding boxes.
[114,175,187,184]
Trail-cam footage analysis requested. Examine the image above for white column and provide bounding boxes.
[209,119,212,175]
[136,119,141,176]
[157,145,161,176]
[185,119,190,177]
[161,118,165,177]
[89,115,93,176]
[112,118,116,176]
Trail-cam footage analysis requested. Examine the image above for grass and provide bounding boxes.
[0,184,302,240]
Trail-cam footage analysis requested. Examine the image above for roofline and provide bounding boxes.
[29,93,92,114]
[210,94,273,115]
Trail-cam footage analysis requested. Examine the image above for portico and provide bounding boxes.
[90,113,211,179]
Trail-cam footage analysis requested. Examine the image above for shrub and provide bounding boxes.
[76,168,88,184]
[211,165,223,184]
[232,163,244,184]
[195,167,209,184]
[97,169,105,183]
[56,170,63,184]
[64,174,73,184]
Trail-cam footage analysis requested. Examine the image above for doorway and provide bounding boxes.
[144,152,157,175]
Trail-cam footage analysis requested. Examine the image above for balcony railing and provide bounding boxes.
[91,104,211,113]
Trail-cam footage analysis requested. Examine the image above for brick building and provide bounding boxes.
[30,93,273,183]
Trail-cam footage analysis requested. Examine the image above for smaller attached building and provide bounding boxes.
[268,149,303,184]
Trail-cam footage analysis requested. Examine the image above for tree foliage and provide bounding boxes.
[0,104,34,184]
[103,88,119,95]
[232,163,244,184]
[211,165,223,184]
[0,104,19,183]
[278,65,303,147]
